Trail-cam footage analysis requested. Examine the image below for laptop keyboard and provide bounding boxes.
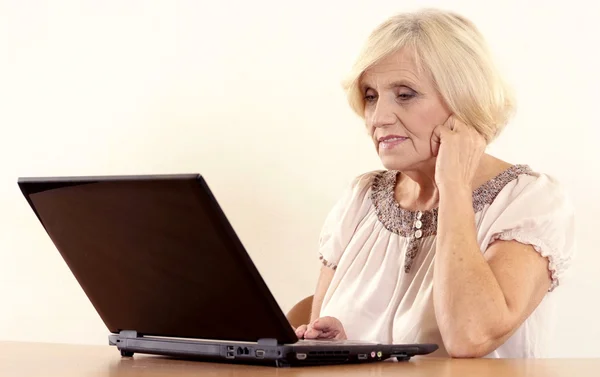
[295,339,378,346]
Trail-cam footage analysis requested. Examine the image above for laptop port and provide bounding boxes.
[255,349,265,359]
[358,354,368,360]
[296,353,307,360]
[226,351,235,359]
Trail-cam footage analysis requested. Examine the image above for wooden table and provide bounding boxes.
[1,341,598,376]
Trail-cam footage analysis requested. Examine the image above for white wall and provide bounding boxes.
[0,0,598,357]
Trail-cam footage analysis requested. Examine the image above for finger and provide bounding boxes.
[304,322,320,338]
[443,115,457,131]
[295,324,308,338]
[317,330,338,339]
[430,124,451,156]
[303,326,323,339]
[311,316,338,331]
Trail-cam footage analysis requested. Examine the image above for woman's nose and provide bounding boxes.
[369,98,396,129]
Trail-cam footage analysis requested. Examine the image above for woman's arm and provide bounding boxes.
[431,117,552,357]
[294,265,337,338]
[434,186,551,358]
[310,265,335,322]
[296,265,347,340]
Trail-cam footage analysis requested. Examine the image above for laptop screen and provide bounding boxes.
[19,175,297,344]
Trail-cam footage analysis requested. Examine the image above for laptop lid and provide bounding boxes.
[18,174,298,344]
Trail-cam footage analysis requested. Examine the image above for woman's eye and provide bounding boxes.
[364,91,377,103]
[397,92,416,100]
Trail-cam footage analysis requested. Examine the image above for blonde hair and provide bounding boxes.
[343,8,515,143]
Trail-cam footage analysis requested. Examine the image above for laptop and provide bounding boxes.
[18,173,438,367]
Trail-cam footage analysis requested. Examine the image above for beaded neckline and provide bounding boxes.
[370,164,535,272]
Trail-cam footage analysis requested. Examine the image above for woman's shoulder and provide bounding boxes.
[339,170,387,198]
[477,164,575,244]
[323,170,387,222]
[349,169,385,187]
[483,164,573,212]
[348,169,403,193]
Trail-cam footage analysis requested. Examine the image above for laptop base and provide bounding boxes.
[109,330,437,367]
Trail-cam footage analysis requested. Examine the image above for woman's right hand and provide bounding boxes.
[295,316,347,340]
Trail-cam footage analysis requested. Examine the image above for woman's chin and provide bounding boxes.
[378,153,432,172]
[379,154,410,171]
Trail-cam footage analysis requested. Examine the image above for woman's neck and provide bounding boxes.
[393,154,506,212]
[394,160,439,212]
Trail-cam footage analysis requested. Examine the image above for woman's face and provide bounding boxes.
[360,48,451,171]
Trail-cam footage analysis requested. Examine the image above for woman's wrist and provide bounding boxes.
[438,182,472,203]
[437,183,477,250]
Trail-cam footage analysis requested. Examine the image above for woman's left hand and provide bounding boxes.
[296,316,347,340]
[430,115,487,191]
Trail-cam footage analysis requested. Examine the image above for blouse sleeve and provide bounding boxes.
[318,172,376,269]
[481,173,576,292]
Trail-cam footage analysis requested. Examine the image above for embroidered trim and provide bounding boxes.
[471,165,534,212]
[370,164,534,272]
[319,254,337,270]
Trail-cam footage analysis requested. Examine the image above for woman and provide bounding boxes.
[294,8,575,358]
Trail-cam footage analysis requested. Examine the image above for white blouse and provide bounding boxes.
[317,165,575,358]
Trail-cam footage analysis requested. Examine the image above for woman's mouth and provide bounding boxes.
[378,135,408,150]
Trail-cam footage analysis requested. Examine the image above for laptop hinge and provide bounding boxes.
[257,338,279,347]
[119,330,140,339]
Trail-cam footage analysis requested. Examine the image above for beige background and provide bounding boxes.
[0,0,598,357]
